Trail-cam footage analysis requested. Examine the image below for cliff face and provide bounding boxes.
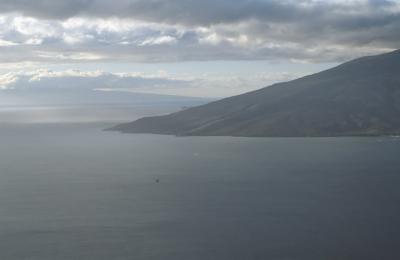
[111,49,400,137]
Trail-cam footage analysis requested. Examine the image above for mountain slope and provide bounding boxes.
[111,49,400,137]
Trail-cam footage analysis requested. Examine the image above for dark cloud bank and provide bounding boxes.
[0,0,398,63]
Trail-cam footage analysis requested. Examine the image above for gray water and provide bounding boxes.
[0,123,399,260]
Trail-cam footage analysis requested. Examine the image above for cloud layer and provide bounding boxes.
[0,69,191,91]
[0,69,303,97]
[0,0,398,64]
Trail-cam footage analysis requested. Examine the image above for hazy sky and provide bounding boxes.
[0,0,399,97]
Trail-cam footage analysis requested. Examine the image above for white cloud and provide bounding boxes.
[0,69,193,92]
[0,68,307,97]
[139,35,177,46]
[0,39,18,46]
[0,72,19,89]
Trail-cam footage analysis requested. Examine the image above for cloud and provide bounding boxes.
[0,69,193,92]
[0,0,398,63]
[0,0,394,25]
[0,69,306,97]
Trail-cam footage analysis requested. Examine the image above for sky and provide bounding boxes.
[0,0,399,98]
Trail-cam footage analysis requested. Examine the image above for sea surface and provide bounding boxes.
[0,123,399,260]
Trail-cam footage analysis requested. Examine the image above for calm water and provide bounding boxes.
[0,123,399,260]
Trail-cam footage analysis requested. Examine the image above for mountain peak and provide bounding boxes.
[111,50,400,137]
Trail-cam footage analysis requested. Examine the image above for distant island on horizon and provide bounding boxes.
[110,49,400,137]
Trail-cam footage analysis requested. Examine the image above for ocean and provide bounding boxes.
[0,122,399,259]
